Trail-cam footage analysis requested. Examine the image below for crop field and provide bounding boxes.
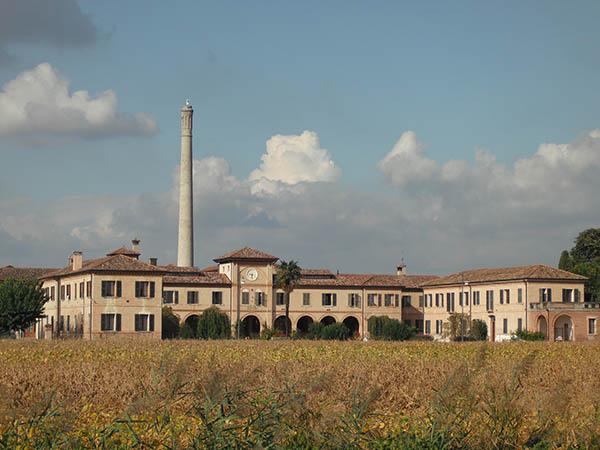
[1,340,600,448]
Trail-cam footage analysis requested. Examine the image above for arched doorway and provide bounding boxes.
[554,315,573,341]
[241,315,260,338]
[343,316,360,337]
[274,316,292,335]
[184,315,199,337]
[297,316,314,335]
[537,316,547,338]
[320,316,336,326]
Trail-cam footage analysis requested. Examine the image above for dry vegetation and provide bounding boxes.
[2,340,600,448]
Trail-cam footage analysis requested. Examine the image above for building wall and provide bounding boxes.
[42,272,163,340]
[422,280,586,341]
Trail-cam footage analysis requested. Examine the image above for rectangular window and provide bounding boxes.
[348,293,360,307]
[384,294,394,307]
[187,291,198,304]
[518,318,523,331]
[402,295,411,307]
[135,314,155,332]
[276,292,285,306]
[79,282,84,299]
[60,285,65,300]
[418,295,424,307]
[539,288,552,302]
[503,318,508,334]
[459,292,463,307]
[435,320,440,334]
[66,284,71,300]
[66,315,70,331]
[242,291,250,305]
[322,293,336,306]
[255,292,265,306]
[86,281,91,298]
[446,293,455,313]
[575,289,581,302]
[464,292,469,306]
[212,291,223,305]
[486,290,494,311]
[562,289,573,303]
[101,280,121,297]
[163,290,179,304]
[395,294,399,307]
[589,318,597,334]
[368,294,377,307]
[415,319,424,332]
[100,313,121,332]
[472,291,479,306]
[135,281,155,298]
[518,288,523,303]
[425,320,431,334]
[51,286,55,300]
[303,292,310,306]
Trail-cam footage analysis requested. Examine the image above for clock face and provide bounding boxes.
[246,268,258,281]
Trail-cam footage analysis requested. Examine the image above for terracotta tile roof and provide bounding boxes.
[423,264,587,287]
[42,254,164,278]
[163,272,231,286]
[297,273,437,289]
[202,265,219,272]
[0,266,59,282]
[159,264,204,274]
[106,247,140,258]
[214,247,278,263]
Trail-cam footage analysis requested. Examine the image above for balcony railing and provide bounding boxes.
[529,301,600,311]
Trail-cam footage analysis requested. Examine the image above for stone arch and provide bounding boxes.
[537,315,547,338]
[320,315,336,326]
[297,315,314,334]
[553,314,574,341]
[240,315,260,338]
[342,316,360,336]
[274,316,292,334]
[184,314,200,337]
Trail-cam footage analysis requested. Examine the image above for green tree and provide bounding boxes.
[179,322,194,339]
[572,262,600,302]
[570,228,600,263]
[368,316,415,341]
[470,319,488,341]
[558,250,574,271]
[161,306,180,339]
[320,323,351,340]
[274,260,302,336]
[0,277,48,335]
[197,306,231,339]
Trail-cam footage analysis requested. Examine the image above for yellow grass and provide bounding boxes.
[1,340,600,447]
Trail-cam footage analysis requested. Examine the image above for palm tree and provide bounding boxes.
[274,260,302,336]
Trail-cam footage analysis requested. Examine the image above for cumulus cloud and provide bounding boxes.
[0,63,158,139]
[2,129,600,277]
[249,130,341,194]
[0,0,97,64]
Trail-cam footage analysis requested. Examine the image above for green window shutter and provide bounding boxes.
[175,291,179,304]
[150,282,155,298]
[322,294,326,306]
[116,281,122,297]
[378,294,382,307]
[348,293,352,307]
[333,294,337,306]
[150,315,155,332]
[116,314,121,331]
[548,289,552,302]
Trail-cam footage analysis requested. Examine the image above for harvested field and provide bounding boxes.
[1,340,600,448]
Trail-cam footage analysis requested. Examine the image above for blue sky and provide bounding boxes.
[1,1,600,274]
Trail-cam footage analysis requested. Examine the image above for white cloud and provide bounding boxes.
[1,129,600,277]
[249,130,341,194]
[0,63,158,140]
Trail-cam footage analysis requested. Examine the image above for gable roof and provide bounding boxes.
[423,264,587,287]
[42,254,164,278]
[214,247,278,263]
[106,247,140,258]
[163,272,231,286]
[0,266,59,282]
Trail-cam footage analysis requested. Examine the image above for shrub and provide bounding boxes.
[470,319,488,341]
[320,323,350,340]
[307,322,325,340]
[409,333,434,341]
[179,323,194,339]
[197,307,231,339]
[161,307,180,339]
[261,327,275,340]
[368,316,415,341]
[514,329,545,341]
